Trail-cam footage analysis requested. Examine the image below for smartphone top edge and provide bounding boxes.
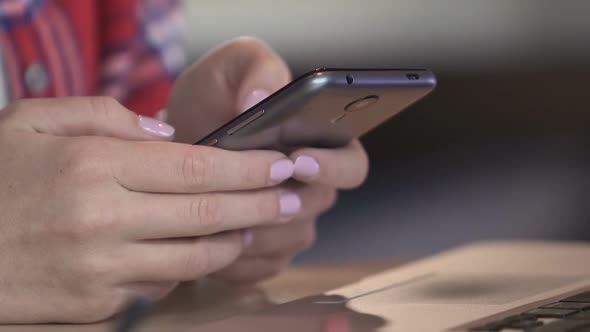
[311,67,431,73]
[304,68,437,88]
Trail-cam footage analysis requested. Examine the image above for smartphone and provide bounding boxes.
[195,68,436,151]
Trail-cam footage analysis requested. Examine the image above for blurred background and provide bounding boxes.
[182,0,590,262]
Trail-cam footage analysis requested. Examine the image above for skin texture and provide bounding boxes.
[0,37,369,323]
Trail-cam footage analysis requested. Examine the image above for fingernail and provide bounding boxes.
[138,115,175,138]
[270,159,294,183]
[294,155,320,179]
[279,191,302,220]
[241,89,270,113]
[242,229,254,247]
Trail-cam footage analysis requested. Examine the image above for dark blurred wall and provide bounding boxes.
[183,1,590,261]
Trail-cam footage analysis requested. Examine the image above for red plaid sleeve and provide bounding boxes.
[99,0,186,117]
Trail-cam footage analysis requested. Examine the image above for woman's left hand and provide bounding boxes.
[168,37,369,283]
[214,140,369,282]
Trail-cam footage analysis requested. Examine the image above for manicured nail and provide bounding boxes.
[279,191,302,219]
[294,155,320,179]
[138,115,175,138]
[242,229,254,247]
[270,159,294,183]
[241,89,270,113]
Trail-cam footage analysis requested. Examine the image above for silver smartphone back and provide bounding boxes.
[196,68,436,151]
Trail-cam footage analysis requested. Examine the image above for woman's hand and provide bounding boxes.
[168,37,369,283]
[0,97,299,323]
[213,141,369,282]
[167,36,292,144]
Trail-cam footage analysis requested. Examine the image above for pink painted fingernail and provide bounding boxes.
[294,155,320,179]
[242,229,254,247]
[138,115,175,138]
[279,191,302,219]
[270,159,294,183]
[241,89,270,113]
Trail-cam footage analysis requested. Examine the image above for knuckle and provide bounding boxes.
[180,150,213,190]
[58,139,111,185]
[242,161,265,187]
[57,204,114,241]
[188,233,243,280]
[87,96,124,121]
[180,241,211,279]
[189,195,223,229]
[74,254,115,286]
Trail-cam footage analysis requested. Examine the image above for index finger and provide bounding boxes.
[112,142,294,193]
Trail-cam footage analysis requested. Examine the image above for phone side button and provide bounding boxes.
[227,109,265,135]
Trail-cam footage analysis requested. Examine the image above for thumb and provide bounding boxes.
[2,97,175,140]
[167,37,290,143]
[227,37,292,114]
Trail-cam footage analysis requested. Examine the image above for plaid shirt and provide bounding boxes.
[0,0,185,116]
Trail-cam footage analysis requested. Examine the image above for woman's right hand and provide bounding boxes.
[0,97,298,323]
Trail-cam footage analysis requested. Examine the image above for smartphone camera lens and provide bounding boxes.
[346,74,354,85]
[344,95,379,112]
[406,73,420,80]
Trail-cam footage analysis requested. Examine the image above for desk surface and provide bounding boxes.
[2,261,402,332]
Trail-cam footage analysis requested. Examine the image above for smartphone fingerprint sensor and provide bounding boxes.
[331,113,347,124]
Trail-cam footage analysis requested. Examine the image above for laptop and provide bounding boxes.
[195,240,590,332]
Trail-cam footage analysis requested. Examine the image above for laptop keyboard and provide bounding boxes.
[469,290,590,331]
